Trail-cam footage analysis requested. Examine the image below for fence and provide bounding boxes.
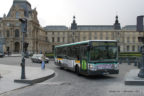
[119,57,142,68]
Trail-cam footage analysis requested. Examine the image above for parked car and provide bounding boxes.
[31,54,49,63]
[0,52,4,57]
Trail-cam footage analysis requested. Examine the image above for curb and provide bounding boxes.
[125,69,144,85]
[14,72,55,84]
[125,80,144,85]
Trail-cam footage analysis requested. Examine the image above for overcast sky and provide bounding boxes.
[0,0,144,27]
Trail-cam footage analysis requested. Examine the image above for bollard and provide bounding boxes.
[127,58,130,65]
[138,62,141,69]
[119,60,122,64]
[134,60,137,66]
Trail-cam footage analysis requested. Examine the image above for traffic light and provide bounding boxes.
[137,16,144,32]
[19,18,27,33]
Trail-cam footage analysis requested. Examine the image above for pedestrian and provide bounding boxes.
[41,53,45,70]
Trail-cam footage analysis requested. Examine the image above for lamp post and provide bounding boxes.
[19,18,27,79]
[137,15,144,78]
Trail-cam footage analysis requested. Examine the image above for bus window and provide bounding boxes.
[89,46,117,61]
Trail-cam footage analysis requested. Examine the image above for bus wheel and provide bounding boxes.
[60,66,64,70]
[75,65,80,75]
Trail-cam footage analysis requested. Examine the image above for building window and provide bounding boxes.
[46,37,48,41]
[106,32,108,36]
[89,32,91,40]
[94,37,97,40]
[15,29,19,37]
[57,37,60,42]
[16,23,20,26]
[63,37,65,42]
[138,46,140,51]
[52,45,55,52]
[127,45,130,52]
[127,37,130,43]
[7,23,9,26]
[100,32,103,40]
[0,31,1,37]
[25,33,27,37]
[100,36,103,40]
[132,45,135,51]
[133,37,135,43]
[7,30,10,37]
[63,32,65,35]
[16,12,19,19]
[52,32,54,35]
[95,32,97,36]
[57,32,59,35]
[117,31,120,36]
[24,11,27,17]
[52,37,54,42]
[83,37,86,41]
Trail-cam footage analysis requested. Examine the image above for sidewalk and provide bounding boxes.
[0,64,55,94]
[125,69,144,85]
[5,54,21,57]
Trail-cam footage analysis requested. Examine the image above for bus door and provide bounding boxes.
[80,47,88,73]
[62,56,74,70]
[67,57,74,69]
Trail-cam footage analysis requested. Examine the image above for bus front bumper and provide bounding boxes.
[88,69,119,75]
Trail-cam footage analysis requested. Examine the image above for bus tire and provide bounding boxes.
[60,66,64,70]
[59,62,64,69]
[75,65,80,75]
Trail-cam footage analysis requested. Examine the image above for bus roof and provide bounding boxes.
[55,40,117,48]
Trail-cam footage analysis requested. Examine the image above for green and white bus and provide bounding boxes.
[54,40,119,76]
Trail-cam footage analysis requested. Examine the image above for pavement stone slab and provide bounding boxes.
[0,64,55,94]
[125,69,144,85]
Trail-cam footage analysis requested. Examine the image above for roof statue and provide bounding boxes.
[71,16,77,30]
[114,15,121,30]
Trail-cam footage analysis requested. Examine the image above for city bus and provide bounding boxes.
[54,40,119,76]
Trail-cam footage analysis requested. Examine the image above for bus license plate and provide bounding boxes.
[97,64,112,69]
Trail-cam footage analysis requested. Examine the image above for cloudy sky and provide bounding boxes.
[0,0,144,27]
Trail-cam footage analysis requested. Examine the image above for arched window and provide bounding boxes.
[14,42,20,53]
[15,29,19,37]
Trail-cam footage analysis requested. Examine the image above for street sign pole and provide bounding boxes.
[138,45,144,78]
[19,18,27,79]
[137,16,144,78]
[21,31,26,79]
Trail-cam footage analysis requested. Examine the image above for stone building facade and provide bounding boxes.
[0,0,50,54]
[0,0,142,54]
[45,16,142,53]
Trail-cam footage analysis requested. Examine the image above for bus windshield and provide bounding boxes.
[89,46,117,62]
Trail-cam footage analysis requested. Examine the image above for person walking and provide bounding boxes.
[41,53,45,70]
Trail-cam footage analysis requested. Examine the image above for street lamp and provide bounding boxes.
[19,18,27,79]
[137,15,144,78]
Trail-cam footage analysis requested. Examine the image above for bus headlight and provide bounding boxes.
[89,64,93,69]
[89,64,96,71]
[114,64,119,69]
